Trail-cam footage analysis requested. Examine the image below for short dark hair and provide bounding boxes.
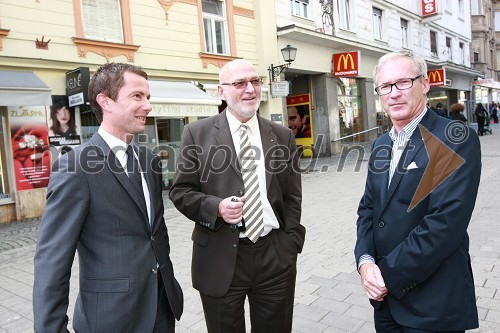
[88,63,148,123]
[436,102,443,108]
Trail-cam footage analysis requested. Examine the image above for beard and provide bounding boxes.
[225,95,260,120]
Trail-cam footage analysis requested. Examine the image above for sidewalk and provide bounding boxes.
[0,124,499,333]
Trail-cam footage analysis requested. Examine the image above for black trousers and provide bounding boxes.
[153,273,176,332]
[374,299,465,333]
[200,230,297,333]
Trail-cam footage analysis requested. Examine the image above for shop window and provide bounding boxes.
[337,78,364,142]
[0,109,11,200]
[72,0,139,61]
[202,0,229,55]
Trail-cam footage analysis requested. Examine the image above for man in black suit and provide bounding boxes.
[33,63,183,333]
[355,50,481,332]
[170,59,305,332]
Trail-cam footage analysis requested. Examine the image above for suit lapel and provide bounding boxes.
[258,116,277,191]
[382,109,436,209]
[213,110,243,180]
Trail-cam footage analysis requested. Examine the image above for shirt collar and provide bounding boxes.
[226,109,259,136]
[389,107,427,142]
[98,127,129,154]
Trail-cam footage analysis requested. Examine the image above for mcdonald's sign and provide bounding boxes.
[332,51,360,77]
[422,0,437,16]
[427,69,445,86]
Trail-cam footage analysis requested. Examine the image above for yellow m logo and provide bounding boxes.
[428,70,442,83]
[337,54,355,71]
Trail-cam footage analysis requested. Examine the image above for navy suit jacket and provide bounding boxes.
[355,110,481,330]
[169,110,305,297]
[33,133,183,333]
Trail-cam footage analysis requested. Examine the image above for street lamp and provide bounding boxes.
[268,44,297,82]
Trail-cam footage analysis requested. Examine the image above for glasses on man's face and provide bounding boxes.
[221,78,263,89]
[374,75,422,96]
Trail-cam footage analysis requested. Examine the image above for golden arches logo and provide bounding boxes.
[337,53,355,71]
[428,70,442,83]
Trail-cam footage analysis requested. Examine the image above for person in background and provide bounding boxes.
[170,59,305,333]
[33,62,183,333]
[491,103,499,124]
[287,104,312,138]
[433,102,447,117]
[475,102,488,136]
[449,103,467,123]
[355,50,481,332]
[49,102,77,137]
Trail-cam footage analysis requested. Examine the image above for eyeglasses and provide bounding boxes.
[374,75,422,96]
[221,79,263,89]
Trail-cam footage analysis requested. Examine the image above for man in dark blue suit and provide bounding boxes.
[355,50,481,332]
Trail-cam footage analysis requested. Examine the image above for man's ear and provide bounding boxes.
[96,93,109,110]
[217,86,226,100]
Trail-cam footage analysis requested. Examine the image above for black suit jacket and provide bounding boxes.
[33,132,183,333]
[169,110,305,297]
[355,110,481,330]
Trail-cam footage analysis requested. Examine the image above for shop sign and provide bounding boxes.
[271,81,289,97]
[66,67,90,107]
[427,69,445,86]
[332,51,359,77]
[422,0,438,16]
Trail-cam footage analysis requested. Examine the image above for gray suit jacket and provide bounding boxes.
[33,132,183,333]
[170,110,306,297]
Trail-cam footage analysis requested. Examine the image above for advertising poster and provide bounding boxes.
[286,94,314,156]
[47,96,82,157]
[9,105,51,191]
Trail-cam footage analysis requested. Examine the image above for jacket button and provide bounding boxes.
[378,221,385,228]
[238,190,244,196]
[232,243,237,248]
[151,236,155,241]
[152,268,158,275]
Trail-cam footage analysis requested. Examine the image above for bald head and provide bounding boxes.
[219,59,257,83]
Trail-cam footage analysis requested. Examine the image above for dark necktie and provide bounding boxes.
[126,145,146,203]
[239,124,264,242]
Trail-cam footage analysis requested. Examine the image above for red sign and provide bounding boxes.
[332,51,360,77]
[427,69,445,86]
[286,94,310,105]
[422,0,437,16]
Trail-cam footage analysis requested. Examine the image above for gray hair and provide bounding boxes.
[373,50,427,86]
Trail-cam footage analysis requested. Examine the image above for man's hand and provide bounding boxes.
[218,197,244,225]
[359,263,388,302]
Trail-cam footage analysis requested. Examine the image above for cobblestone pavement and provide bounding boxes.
[1,125,499,332]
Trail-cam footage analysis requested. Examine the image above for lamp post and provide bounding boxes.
[268,44,297,82]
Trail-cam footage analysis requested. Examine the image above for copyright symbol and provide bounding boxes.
[446,121,469,144]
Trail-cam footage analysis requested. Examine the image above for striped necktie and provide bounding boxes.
[239,124,264,242]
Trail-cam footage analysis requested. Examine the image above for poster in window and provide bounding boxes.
[9,106,51,191]
[47,96,82,158]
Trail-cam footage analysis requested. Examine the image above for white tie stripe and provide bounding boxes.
[239,124,264,242]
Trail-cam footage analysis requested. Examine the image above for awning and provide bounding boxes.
[148,81,222,117]
[471,79,500,90]
[0,70,52,106]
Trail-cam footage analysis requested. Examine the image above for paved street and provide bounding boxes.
[0,124,499,333]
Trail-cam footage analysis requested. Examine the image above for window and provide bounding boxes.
[202,0,229,55]
[459,42,465,64]
[471,0,481,15]
[458,0,464,19]
[81,0,124,43]
[290,0,309,18]
[338,0,351,30]
[372,7,382,40]
[400,18,408,48]
[446,37,452,61]
[0,110,11,200]
[445,0,452,13]
[430,30,438,57]
[473,52,479,62]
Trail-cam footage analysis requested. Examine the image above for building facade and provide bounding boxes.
[274,0,481,156]
[0,0,285,222]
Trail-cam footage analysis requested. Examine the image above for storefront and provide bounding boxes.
[0,70,52,222]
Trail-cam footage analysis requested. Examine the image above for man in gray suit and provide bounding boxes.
[170,59,305,332]
[33,63,183,333]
